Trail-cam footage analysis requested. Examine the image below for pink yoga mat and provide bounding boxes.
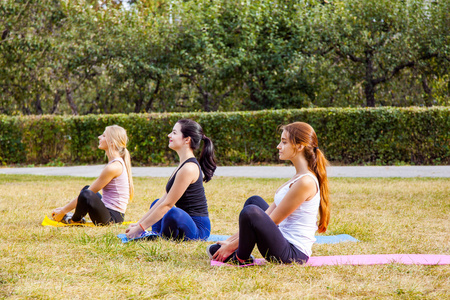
[211,254,450,267]
[305,254,450,266]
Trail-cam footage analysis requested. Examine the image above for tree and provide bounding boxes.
[318,0,449,107]
[106,2,171,113]
[0,0,66,114]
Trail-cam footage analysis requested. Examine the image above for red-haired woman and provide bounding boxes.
[207,122,330,264]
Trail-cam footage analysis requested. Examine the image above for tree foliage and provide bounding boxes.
[0,0,448,115]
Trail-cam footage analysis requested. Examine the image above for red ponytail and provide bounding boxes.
[281,122,330,233]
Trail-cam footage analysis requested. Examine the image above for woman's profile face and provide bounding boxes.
[277,130,296,161]
[168,123,186,150]
[98,131,108,151]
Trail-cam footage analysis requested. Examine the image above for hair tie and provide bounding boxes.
[313,147,318,152]
[202,134,207,140]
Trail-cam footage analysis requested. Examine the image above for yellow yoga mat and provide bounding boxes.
[41,215,134,227]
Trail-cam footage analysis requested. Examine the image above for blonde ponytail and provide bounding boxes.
[105,125,134,201]
[122,147,134,200]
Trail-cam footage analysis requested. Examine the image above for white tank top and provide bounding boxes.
[274,173,320,257]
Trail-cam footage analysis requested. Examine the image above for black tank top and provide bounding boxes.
[165,157,209,217]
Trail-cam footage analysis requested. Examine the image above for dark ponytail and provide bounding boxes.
[199,135,216,182]
[177,119,217,182]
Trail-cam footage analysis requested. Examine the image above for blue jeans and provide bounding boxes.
[150,199,211,241]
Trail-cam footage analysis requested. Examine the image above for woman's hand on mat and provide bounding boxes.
[126,225,143,239]
[125,223,138,234]
[213,241,235,262]
[126,223,138,230]
[52,207,66,222]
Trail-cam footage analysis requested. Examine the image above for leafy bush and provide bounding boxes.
[0,107,448,166]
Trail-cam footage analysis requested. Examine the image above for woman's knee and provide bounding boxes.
[244,195,262,207]
[239,204,264,223]
[79,189,98,206]
[162,208,183,225]
[244,195,269,211]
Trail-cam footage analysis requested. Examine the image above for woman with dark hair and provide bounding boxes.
[207,122,330,264]
[125,119,216,241]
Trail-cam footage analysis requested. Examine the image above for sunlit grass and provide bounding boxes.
[0,175,449,298]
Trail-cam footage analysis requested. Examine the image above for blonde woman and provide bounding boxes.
[52,125,134,225]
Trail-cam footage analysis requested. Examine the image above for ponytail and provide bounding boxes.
[199,135,217,182]
[122,148,134,201]
[177,119,217,182]
[312,149,330,233]
[105,125,134,201]
[282,122,331,233]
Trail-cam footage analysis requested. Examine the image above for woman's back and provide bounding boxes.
[165,157,208,217]
[102,157,129,214]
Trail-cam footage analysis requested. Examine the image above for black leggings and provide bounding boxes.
[72,186,124,225]
[236,195,309,264]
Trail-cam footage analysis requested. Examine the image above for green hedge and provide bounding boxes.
[1,107,449,166]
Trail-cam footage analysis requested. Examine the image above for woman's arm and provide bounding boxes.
[126,163,199,238]
[52,162,122,221]
[88,161,123,193]
[138,193,167,223]
[268,176,317,225]
[52,197,78,221]
[265,202,277,215]
[125,193,168,230]
[212,232,239,261]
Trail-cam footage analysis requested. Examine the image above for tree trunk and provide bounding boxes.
[421,75,433,107]
[34,94,43,115]
[22,104,31,115]
[134,89,143,113]
[202,91,211,112]
[364,81,376,107]
[364,52,376,107]
[145,79,160,112]
[66,86,78,115]
[50,90,62,114]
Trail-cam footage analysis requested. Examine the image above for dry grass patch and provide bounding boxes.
[0,175,449,299]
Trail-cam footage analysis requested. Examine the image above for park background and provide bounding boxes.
[1,0,449,116]
[1,0,449,167]
[0,1,449,299]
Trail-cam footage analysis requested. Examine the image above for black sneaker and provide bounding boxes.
[206,244,222,259]
[61,212,73,224]
[61,212,86,225]
[206,244,255,264]
[68,217,86,225]
[206,244,235,262]
[228,252,255,265]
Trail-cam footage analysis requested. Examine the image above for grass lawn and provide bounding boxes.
[0,175,449,299]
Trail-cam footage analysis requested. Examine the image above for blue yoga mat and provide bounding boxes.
[207,234,229,242]
[118,232,358,244]
[117,232,223,243]
[118,231,160,243]
[315,234,359,244]
[207,234,358,243]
